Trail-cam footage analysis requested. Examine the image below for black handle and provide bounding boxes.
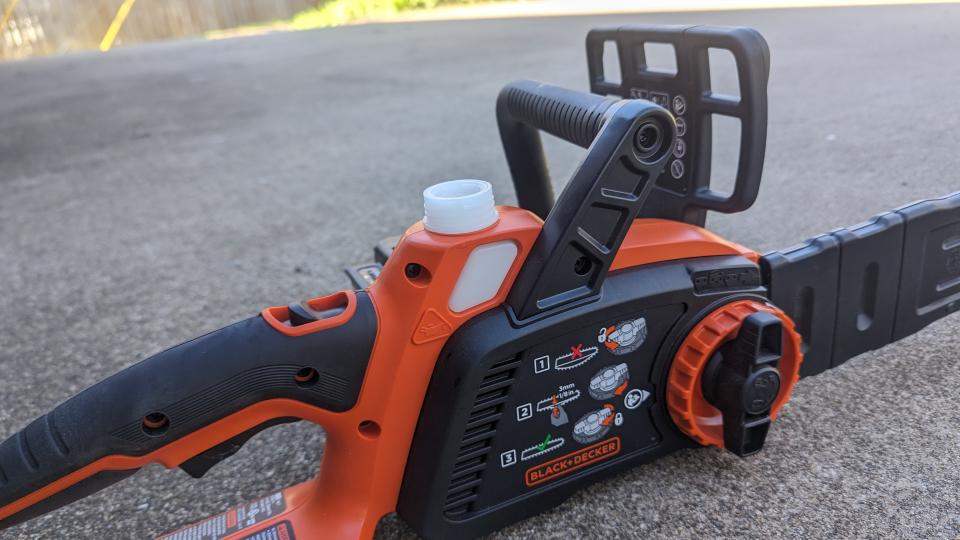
[503,81,676,320]
[496,80,619,219]
[0,291,377,529]
[586,25,770,225]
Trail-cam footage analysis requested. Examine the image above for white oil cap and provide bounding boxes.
[422,179,499,235]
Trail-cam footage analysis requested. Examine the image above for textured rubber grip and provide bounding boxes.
[497,80,617,148]
[0,291,378,530]
[496,80,621,219]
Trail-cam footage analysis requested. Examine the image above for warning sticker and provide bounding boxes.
[524,437,621,487]
[157,492,287,540]
[239,520,296,540]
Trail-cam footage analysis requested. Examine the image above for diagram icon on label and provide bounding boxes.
[624,389,650,410]
[670,159,685,179]
[550,406,568,427]
[536,384,580,427]
[598,318,647,356]
[672,94,687,115]
[573,405,615,444]
[521,434,566,461]
[589,363,630,400]
[673,138,687,158]
[554,344,599,370]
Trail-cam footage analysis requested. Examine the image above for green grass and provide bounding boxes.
[205,0,500,40]
[290,0,487,29]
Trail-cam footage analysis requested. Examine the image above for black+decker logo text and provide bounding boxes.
[524,437,620,487]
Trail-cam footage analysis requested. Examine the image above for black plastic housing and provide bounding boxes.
[894,192,960,339]
[586,25,770,225]
[398,256,767,539]
[761,235,840,376]
[762,192,960,376]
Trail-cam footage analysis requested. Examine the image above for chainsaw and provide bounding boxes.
[1,25,957,540]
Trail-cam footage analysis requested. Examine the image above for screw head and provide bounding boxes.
[405,263,422,279]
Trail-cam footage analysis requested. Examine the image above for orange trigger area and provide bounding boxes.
[256,206,543,539]
[261,290,357,337]
[0,206,543,540]
[610,218,758,270]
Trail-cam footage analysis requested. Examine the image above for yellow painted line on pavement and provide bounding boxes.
[99,0,137,52]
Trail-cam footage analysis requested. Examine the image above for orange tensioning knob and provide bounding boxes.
[666,299,803,449]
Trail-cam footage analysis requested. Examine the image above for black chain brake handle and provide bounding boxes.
[586,25,770,226]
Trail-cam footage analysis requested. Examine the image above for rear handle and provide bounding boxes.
[0,290,378,530]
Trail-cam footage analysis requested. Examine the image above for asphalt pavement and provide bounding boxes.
[1,3,959,539]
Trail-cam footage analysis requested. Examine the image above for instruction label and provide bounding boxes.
[156,492,287,540]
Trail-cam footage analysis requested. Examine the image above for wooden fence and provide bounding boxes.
[0,0,316,60]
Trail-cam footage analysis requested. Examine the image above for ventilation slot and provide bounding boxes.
[473,386,510,408]
[443,355,521,518]
[448,471,483,491]
[457,439,490,461]
[461,422,498,445]
[478,369,513,388]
